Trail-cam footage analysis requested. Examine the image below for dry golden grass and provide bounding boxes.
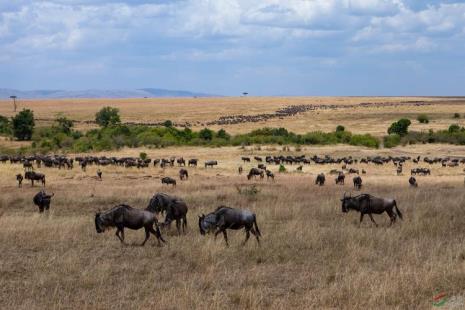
[1,145,465,309]
[1,96,465,136]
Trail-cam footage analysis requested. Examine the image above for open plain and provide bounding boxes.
[1,98,465,309]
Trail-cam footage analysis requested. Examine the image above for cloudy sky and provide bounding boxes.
[0,0,464,96]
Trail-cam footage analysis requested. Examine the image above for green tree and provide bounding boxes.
[0,115,11,135]
[139,152,147,160]
[163,120,173,127]
[95,107,121,127]
[55,115,74,134]
[12,109,35,140]
[387,118,411,136]
[417,114,429,124]
[217,128,230,140]
[448,124,461,133]
[199,128,213,140]
[336,125,345,132]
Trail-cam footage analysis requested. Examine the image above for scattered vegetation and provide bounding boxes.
[95,106,121,127]
[387,118,411,137]
[12,109,35,141]
[417,114,429,124]
[453,113,460,119]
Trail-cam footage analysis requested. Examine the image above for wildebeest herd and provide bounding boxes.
[4,151,465,247]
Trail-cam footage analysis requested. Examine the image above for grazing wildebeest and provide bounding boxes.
[238,166,243,174]
[241,157,251,163]
[266,170,274,180]
[179,168,188,180]
[348,168,359,174]
[353,176,362,190]
[95,204,165,246]
[16,174,23,188]
[409,176,418,187]
[188,159,198,167]
[254,156,263,162]
[23,161,33,171]
[296,165,303,172]
[198,206,261,246]
[161,177,176,186]
[33,190,54,213]
[396,166,403,175]
[24,171,46,187]
[177,157,185,166]
[315,173,325,186]
[247,168,264,180]
[80,161,87,171]
[335,172,345,185]
[362,169,366,175]
[341,193,403,227]
[257,163,266,170]
[146,193,188,235]
[205,160,218,168]
[97,169,102,180]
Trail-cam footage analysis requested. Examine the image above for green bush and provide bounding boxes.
[449,124,461,133]
[383,134,401,148]
[12,109,35,140]
[336,125,345,132]
[417,114,429,124]
[139,152,147,160]
[95,107,121,127]
[388,118,411,136]
[349,134,380,148]
[454,113,460,119]
[0,115,11,135]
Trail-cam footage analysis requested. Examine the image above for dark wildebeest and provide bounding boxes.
[315,173,325,186]
[335,173,345,185]
[341,193,403,227]
[296,165,303,172]
[16,174,23,188]
[146,193,188,235]
[97,169,102,180]
[177,157,185,166]
[409,176,418,187]
[179,168,188,180]
[188,159,198,167]
[238,166,243,174]
[161,177,176,186]
[95,204,165,246]
[24,171,46,187]
[247,168,264,180]
[241,156,251,163]
[33,190,54,213]
[353,176,362,190]
[23,161,33,171]
[266,170,274,180]
[198,206,261,246]
[205,160,218,168]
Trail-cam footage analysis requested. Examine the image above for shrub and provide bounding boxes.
[279,164,286,173]
[417,114,429,124]
[454,113,460,119]
[199,128,214,141]
[139,152,147,160]
[383,134,401,148]
[0,115,11,135]
[95,107,121,127]
[55,115,74,134]
[336,125,345,132]
[388,118,411,136]
[163,120,173,127]
[217,129,230,140]
[448,124,461,133]
[12,109,35,140]
[349,134,380,148]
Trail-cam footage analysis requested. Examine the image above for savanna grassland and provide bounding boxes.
[2,97,465,309]
[1,143,465,309]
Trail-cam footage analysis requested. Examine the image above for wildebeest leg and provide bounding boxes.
[176,219,181,235]
[115,227,124,243]
[250,227,260,245]
[368,214,378,227]
[148,226,165,246]
[386,209,396,226]
[182,216,187,233]
[31,180,34,187]
[242,229,251,246]
[359,213,364,226]
[141,227,150,246]
[222,230,229,246]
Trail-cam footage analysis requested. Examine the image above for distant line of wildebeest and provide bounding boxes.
[3,152,465,246]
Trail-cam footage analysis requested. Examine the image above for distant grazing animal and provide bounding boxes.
[296,165,303,172]
[33,190,54,213]
[97,169,102,180]
[238,166,243,174]
[80,161,87,171]
[254,156,263,162]
[188,159,198,167]
[146,193,188,235]
[23,161,33,171]
[205,160,218,168]
[396,166,403,175]
[198,206,261,246]
[409,176,418,187]
[266,170,274,180]
[315,173,325,186]
[247,168,264,180]
[362,169,366,175]
[341,193,403,227]
[161,177,176,186]
[335,173,345,185]
[257,164,266,170]
[241,157,251,163]
[348,168,359,174]
[95,204,165,246]
[179,168,188,180]
[16,174,23,188]
[353,176,363,190]
[24,171,46,187]
[177,157,185,166]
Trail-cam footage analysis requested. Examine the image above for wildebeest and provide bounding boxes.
[16,174,23,188]
[198,206,261,246]
[97,169,102,180]
[146,193,188,235]
[24,171,46,187]
[33,190,54,212]
[204,160,218,168]
[177,157,185,166]
[238,166,243,174]
[179,168,188,180]
[353,176,362,190]
[161,176,176,186]
[95,204,166,246]
[23,161,33,171]
[247,168,264,180]
[241,156,251,163]
[315,173,325,186]
[409,176,418,187]
[266,170,274,180]
[335,172,345,185]
[188,159,198,167]
[341,193,403,227]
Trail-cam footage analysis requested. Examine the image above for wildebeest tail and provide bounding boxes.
[253,215,261,237]
[394,200,403,220]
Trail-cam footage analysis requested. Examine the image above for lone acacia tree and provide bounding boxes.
[10,96,17,112]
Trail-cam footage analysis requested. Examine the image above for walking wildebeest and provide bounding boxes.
[341,193,403,227]
[335,172,345,185]
[353,176,362,190]
[204,160,218,168]
[241,157,251,163]
[409,176,418,187]
[198,206,261,246]
[266,170,274,180]
[179,168,188,180]
[23,161,33,171]
[315,173,325,186]
[247,168,264,180]
[16,174,23,188]
[177,157,185,166]
[188,159,198,167]
[95,204,166,246]
[147,193,188,235]
[33,190,54,213]
[97,169,102,180]
[24,171,46,187]
[161,177,176,186]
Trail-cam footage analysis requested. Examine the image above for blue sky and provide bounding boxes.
[0,0,464,96]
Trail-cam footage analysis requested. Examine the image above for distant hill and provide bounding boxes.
[0,88,217,99]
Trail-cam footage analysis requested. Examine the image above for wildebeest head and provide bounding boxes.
[95,213,105,233]
[198,214,206,235]
[341,193,351,213]
[198,213,217,235]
